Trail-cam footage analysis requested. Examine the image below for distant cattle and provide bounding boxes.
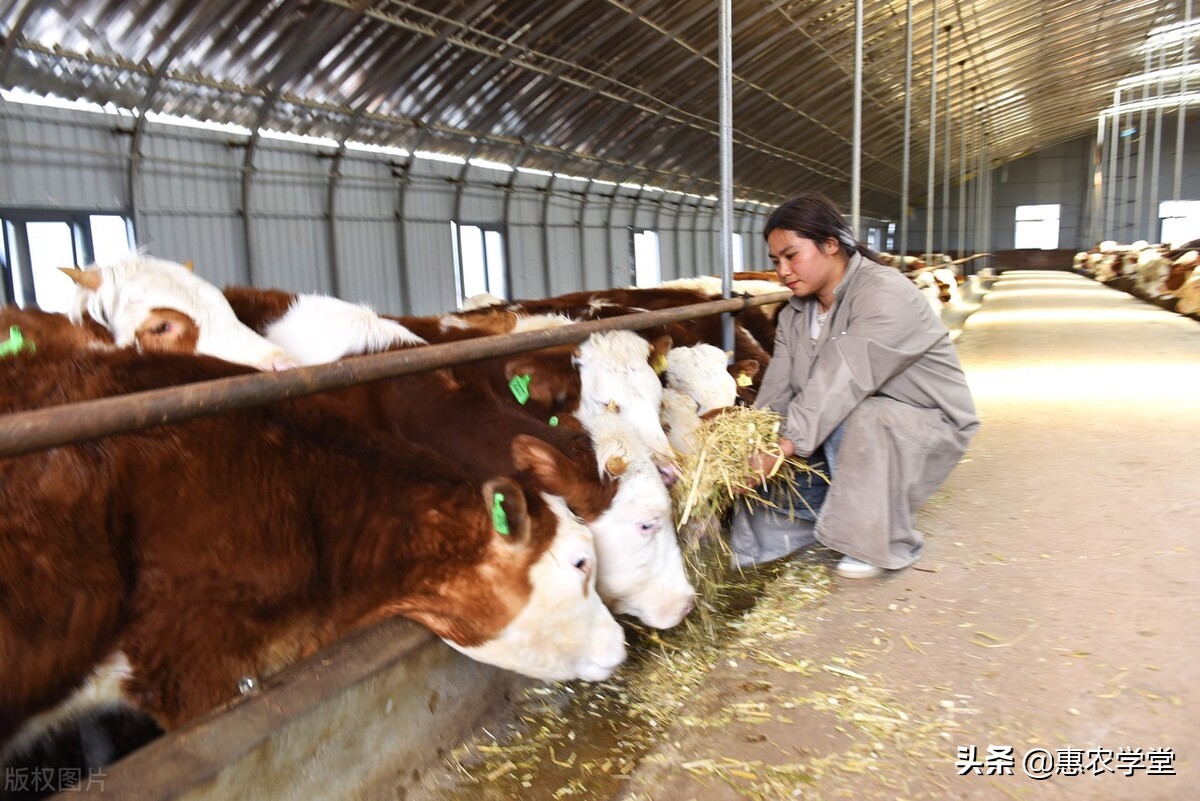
[477,287,774,401]
[63,256,296,371]
[0,347,626,752]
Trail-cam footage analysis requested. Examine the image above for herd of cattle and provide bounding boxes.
[1073,239,1200,316]
[0,252,974,789]
[0,256,794,785]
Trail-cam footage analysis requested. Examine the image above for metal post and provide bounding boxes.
[1106,87,1121,237]
[1120,101,1132,239]
[979,129,990,270]
[942,27,952,255]
[975,124,983,264]
[1092,111,1105,244]
[925,0,939,263]
[1175,0,1193,203]
[1150,48,1166,241]
[899,0,914,262]
[851,0,863,237]
[958,79,967,263]
[1134,46,1151,242]
[718,0,734,355]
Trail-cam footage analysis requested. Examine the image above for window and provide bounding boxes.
[2,211,134,311]
[1013,204,1061,250]
[1159,200,1200,247]
[731,232,745,272]
[632,229,660,287]
[866,227,882,252]
[887,222,896,251]
[452,222,507,305]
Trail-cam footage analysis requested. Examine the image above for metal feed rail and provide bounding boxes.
[0,291,791,459]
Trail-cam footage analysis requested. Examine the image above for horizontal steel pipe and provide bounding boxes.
[0,292,791,459]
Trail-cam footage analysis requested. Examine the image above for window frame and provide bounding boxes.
[1,209,134,309]
[1013,204,1062,250]
[452,221,510,307]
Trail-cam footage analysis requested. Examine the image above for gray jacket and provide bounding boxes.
[756,253,979,457]
[737,253,979,569]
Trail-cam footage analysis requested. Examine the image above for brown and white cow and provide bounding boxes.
[63,256,297,371]
[219,288,696,629]
[0,347,625,748]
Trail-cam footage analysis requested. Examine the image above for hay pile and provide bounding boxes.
[670,406,826,529]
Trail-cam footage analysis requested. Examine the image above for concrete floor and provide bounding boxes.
[404,270,1199,801]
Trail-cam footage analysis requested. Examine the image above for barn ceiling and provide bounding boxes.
[0,0,1189,219]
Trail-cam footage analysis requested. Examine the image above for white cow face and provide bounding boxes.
[451,494,627,682]
[585,411,695,629]
[573,330,673,469]
[666,344,738,416]
[65,256,296,371]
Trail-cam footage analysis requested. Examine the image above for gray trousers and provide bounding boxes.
[729,396,968,569]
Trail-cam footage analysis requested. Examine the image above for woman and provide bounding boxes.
[731,192,979,578]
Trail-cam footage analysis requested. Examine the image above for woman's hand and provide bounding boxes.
[741,437,795,490]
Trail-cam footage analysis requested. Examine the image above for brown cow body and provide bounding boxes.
[0,348,622,747]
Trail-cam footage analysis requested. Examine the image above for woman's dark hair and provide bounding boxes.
[762,191,880,262]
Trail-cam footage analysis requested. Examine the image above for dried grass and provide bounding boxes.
[670,407,826,529]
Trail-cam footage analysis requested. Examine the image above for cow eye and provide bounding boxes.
[638,521,659,534]
[572,554,592,579]
[150,321,172,335]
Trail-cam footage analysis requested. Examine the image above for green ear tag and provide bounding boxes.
[548,416,559,427]
[491,492,510,536]
[0,326,35,359]
[508,373,532,405]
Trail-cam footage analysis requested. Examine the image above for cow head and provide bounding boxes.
[511,432,694,630]
[572,331,675,478]
[665,344,739,415]
[63,257,297,371]
[554,408,695,628]
[436,484,627,681]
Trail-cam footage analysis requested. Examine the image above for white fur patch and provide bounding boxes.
[510,313,575,333]
[69,255,296,371]
[573,331,671,462]
[666,344,737,415]
[264,294,425,366]
[584,410,695,629]
[1,651,134,762]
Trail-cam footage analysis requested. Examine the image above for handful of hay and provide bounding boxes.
[670,406,826,528]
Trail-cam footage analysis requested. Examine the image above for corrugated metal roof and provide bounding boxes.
[0,0,1188,217]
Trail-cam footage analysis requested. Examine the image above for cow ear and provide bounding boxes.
[59,266,103,291]
[482,477,530,546]
[730,359,761,382]
[396,605,485,648]
[506,357,574,408]
[648,333,673,372]
[181,259,195,272]
[511,435,582,495]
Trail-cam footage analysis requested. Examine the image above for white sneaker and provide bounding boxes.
[835,555,883,579]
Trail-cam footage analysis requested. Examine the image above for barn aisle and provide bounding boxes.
[605,270,1199,801]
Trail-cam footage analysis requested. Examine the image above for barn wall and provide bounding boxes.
[907,113,1200,261]
[2,98,785,315]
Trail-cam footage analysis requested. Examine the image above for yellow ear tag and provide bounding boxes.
[652,354,668,375]
[736,372,753,387]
